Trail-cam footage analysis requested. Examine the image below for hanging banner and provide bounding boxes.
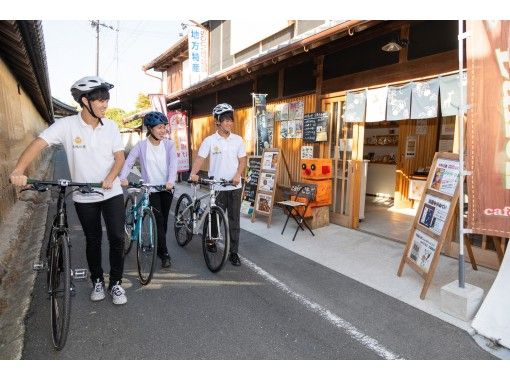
[410,78,439,119]
[466,20,510,238]
[253,93,270,156]
[188,26,209,85]
[149,94,166,113]
[168,110,190,172]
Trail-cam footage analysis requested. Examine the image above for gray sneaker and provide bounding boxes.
[109,282,127,305]
[90,279,105,302]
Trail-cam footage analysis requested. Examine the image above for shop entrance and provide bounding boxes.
[323,96,364,229]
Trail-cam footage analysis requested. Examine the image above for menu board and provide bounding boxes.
[241,156,262,215]
[429,158,460,196]
[303,112,328,142]
[418,194,451,236]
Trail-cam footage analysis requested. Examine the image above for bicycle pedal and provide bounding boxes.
[72,268,88,280]
[33,262,46,271]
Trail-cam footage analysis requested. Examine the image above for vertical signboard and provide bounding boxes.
[188,26,209,85]
[466,20,510,238]
[253,93,269,156]
[168,110,190,172]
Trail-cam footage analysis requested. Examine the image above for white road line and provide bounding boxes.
[243,257,403,360]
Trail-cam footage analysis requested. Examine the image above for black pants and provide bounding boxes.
[74,194,125,285]
[216,188,242,254]
[149,191,173,259]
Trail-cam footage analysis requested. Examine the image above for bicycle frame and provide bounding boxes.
[128,189,153,244]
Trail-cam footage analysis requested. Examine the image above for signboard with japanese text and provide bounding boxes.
[188,26,209,85]
[168,110,190,172]
[241,156,262,215]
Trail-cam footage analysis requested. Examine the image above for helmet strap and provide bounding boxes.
[83,96,104,126]
[148,128,161,141]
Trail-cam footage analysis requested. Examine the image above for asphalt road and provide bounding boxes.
[21,149,493,359]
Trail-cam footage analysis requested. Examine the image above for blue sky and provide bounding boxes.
[43,20,183,111]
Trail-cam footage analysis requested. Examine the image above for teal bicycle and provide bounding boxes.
[124,181,172,285]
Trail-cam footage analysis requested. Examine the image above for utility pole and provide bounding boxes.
[90,20,119,76]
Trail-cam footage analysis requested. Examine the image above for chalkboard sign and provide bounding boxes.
[303,112,328,142]
[241,156,262,215]
[290,182,317,200]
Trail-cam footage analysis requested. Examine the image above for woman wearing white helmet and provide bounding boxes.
[189,103,247,266]
[10,75,128,305]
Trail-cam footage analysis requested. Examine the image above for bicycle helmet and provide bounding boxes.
[143,111,168,127]
[70,76,114,103]
[212,103,234,120]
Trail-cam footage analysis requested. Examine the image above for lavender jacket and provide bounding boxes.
[119,139,178,184]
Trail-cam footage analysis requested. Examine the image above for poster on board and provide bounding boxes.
[405,136,417,158]
[408,230,438,272]
[255,193,273,214]
[418,194,451,236]
[430,158,460,196]
[262,151,279,171]
[258,172,275,193]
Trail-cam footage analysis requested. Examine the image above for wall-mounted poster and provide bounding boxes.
[408,230,438,272]
[430,158,460,196]
[275,103,289,121]
[301,146,313,159]
[258,172,275,193]
[288,100,304,120]
[255,193,273,214]
[416,119,428,135]
[405,136,416,158]
[294,119,303,138]
[418,194,451,236]
[280,121,288,138]
[262,151,279,171]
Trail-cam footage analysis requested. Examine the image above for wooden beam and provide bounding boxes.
[321,50,458,95]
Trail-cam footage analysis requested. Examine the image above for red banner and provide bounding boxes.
[467,20,510,237]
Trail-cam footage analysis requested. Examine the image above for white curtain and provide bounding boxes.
[366,86,388,122]
[344,90,366,122]
[439,73,467,117]
[386,83,412,121]
[411,78,440,119]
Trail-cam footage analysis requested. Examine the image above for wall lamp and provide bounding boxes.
[381,37,408,52]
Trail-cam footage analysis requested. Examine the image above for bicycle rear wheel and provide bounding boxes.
[50,234,71,350]
[174,193,193,247]
[136,208,157,285]
[202,205,230,273]
[124,195,135,255]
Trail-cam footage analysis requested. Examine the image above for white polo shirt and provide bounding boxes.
[197,132,246,191]
[39,113,124,203]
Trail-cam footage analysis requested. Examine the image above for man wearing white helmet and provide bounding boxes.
[10,76,128,305]
[190,103,247,266]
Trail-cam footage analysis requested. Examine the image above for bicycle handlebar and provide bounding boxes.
[20,178,104,195]
[126,182,173,193]
[187,177,235,187]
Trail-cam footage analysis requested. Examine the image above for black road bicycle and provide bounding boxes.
[23,178,102,350]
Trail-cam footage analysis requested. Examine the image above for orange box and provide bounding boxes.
[302,179,332,206]
[301,158,333,180]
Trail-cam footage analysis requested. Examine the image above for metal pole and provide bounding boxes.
[458,20,465,288]
[96,20,100,76]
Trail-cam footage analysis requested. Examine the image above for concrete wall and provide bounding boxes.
[0,58,49,225]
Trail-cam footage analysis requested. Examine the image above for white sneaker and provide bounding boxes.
[90,279,105,302]
[109,282,127,305]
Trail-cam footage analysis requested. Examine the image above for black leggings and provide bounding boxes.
[75,194,125,285]
[149,191,173,259]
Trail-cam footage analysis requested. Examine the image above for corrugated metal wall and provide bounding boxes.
[190,93,320,190]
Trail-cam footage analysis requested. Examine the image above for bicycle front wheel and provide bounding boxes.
[50,234,71,350]
[136,208,157,285]
[124,195,135,255]
[174,193,193,247]
[202,205,230,273]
